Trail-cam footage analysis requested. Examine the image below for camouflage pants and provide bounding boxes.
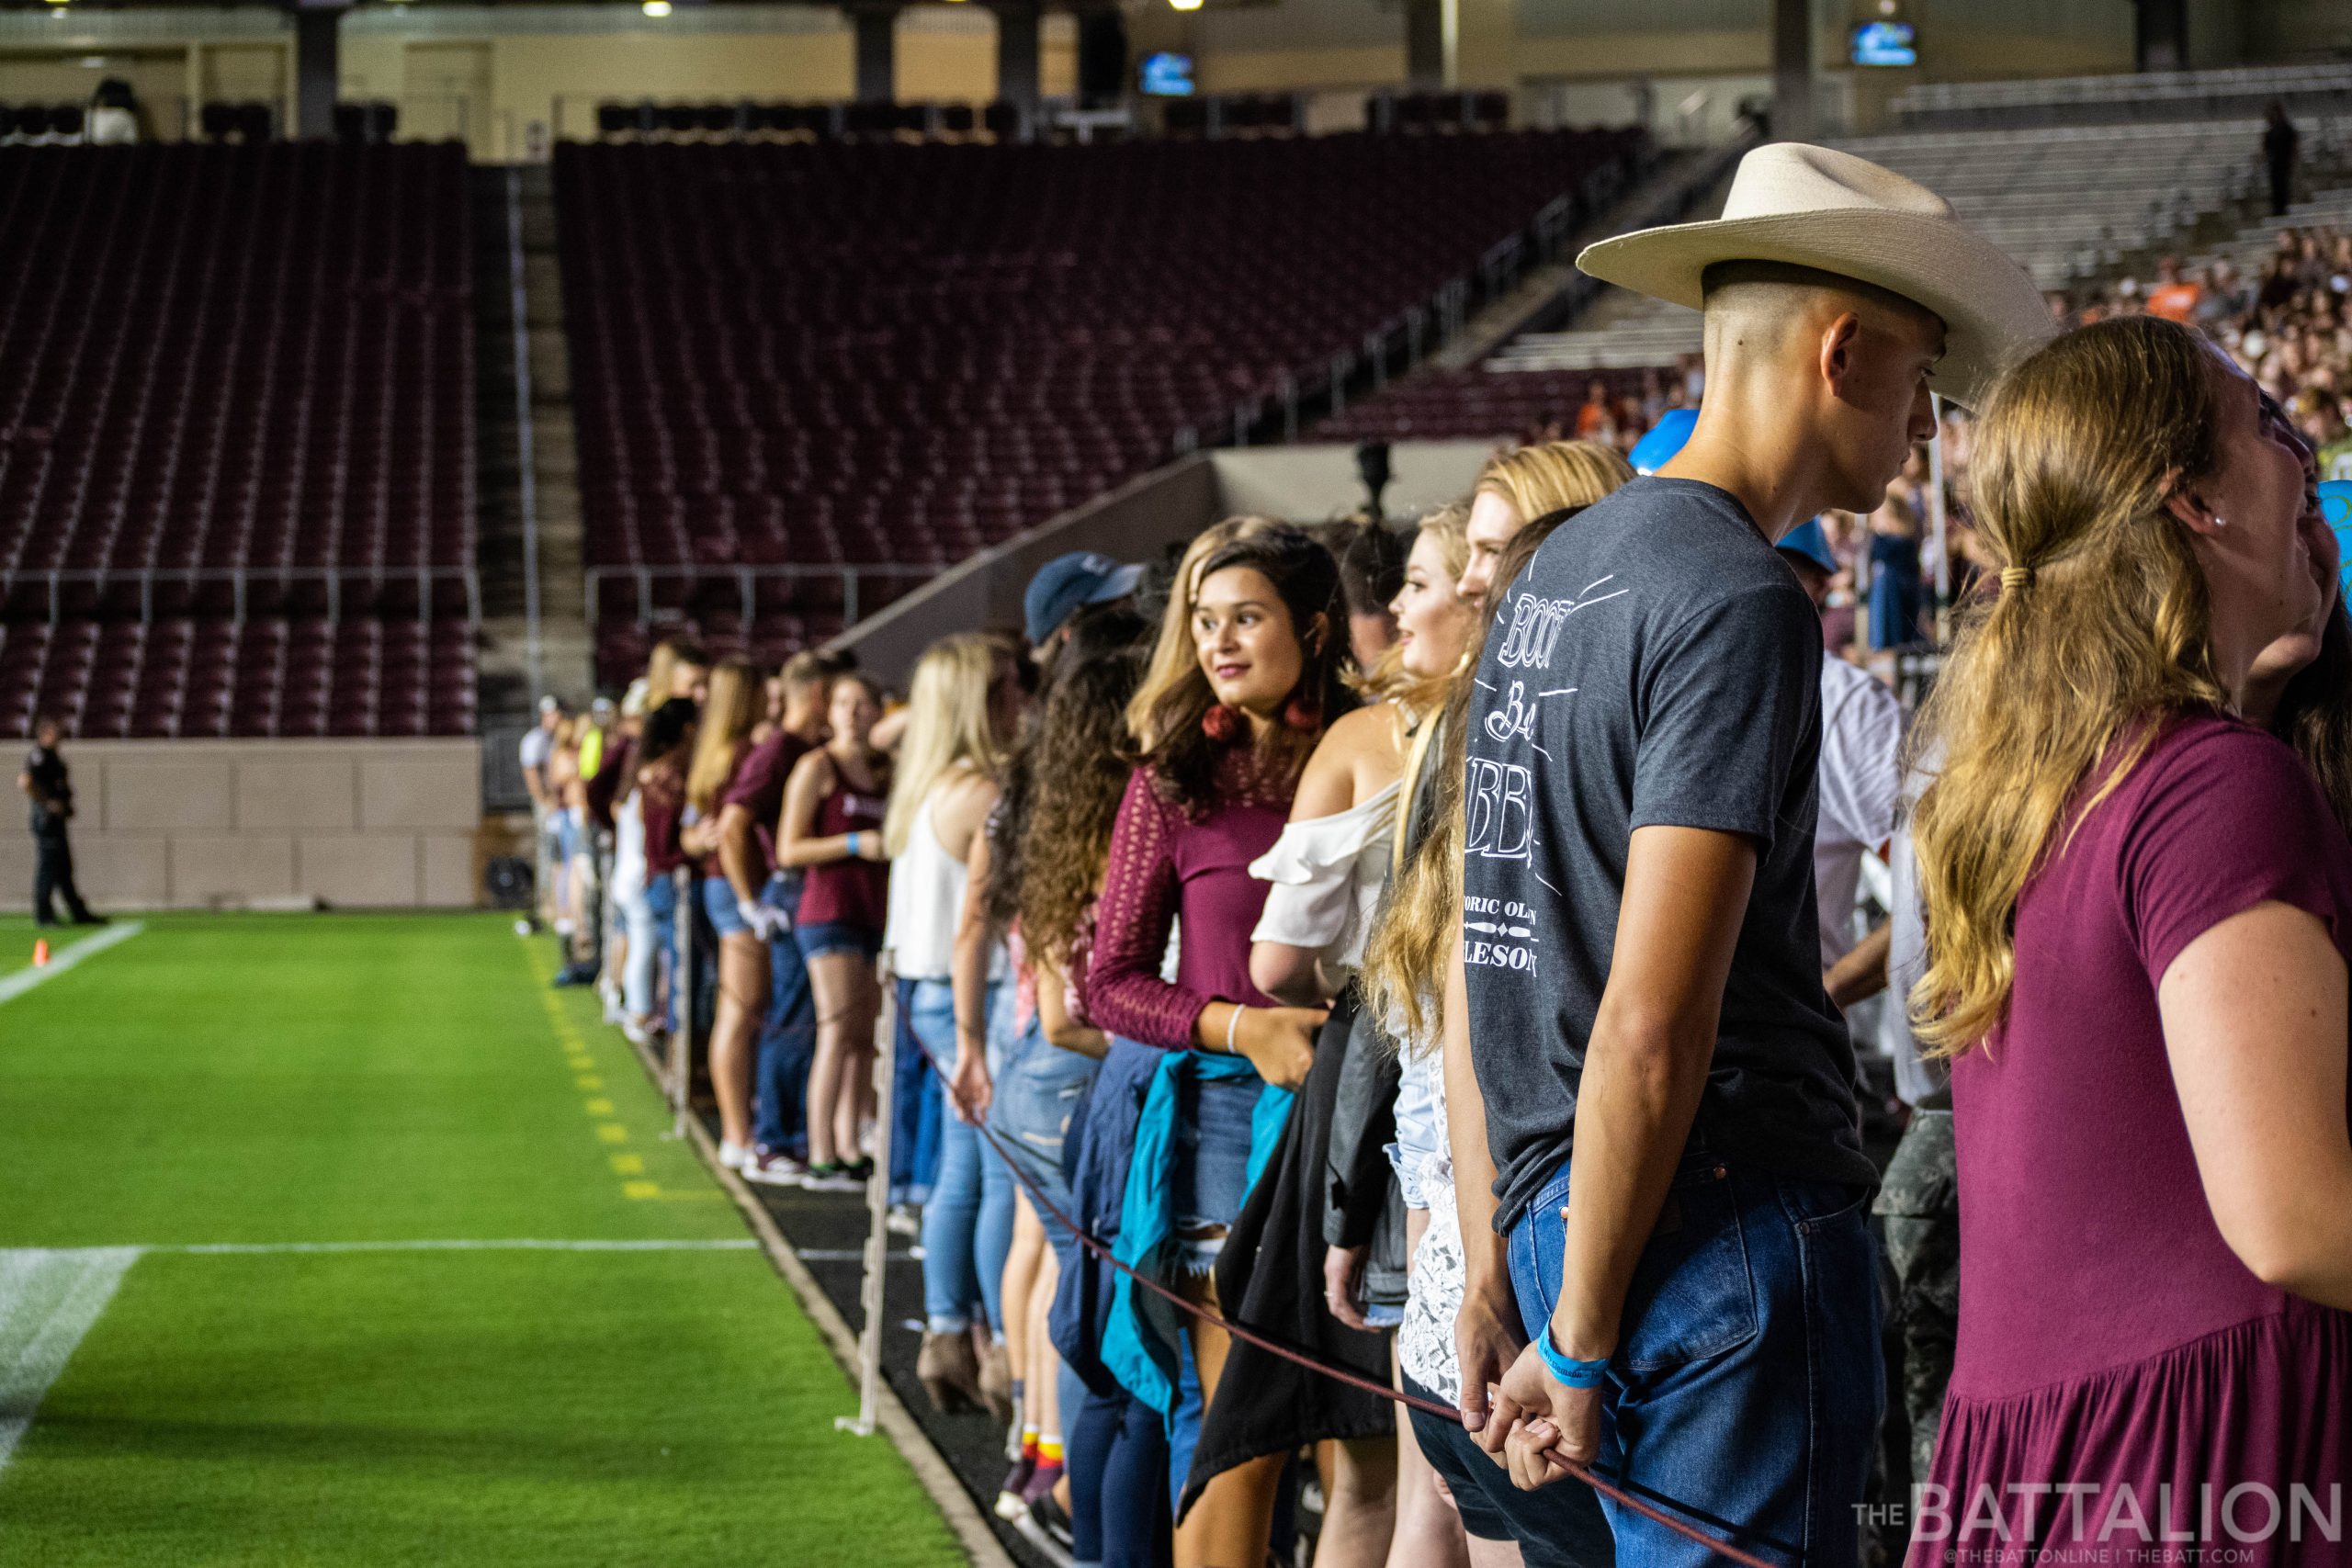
[1871,1109,1958,1483]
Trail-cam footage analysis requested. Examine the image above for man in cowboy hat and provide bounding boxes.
[1448,142,2051,1562]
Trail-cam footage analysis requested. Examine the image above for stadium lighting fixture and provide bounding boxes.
[642,1,673,16]
[1170,0,1204,12]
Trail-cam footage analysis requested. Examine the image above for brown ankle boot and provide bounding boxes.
[917,1330,984,1416]
[976,1336,1014,1423]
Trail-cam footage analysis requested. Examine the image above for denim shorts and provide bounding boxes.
[987,1008,1100,1257]
[1403,1372,1616,1566]
[795,920,881,961]
[1170,1068,1259,1272]
[700,875,750,937]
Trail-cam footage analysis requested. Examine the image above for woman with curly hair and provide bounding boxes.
[944,604,1150,1540]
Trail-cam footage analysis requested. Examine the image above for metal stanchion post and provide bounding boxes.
[668,865,692,1140]
[1927,391,1951,647]
[837,973,898,1438]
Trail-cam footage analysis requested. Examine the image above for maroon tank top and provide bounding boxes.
[797,765,889,931]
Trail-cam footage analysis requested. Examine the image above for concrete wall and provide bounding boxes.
[0,739,484,912]
[833,441,1497,686]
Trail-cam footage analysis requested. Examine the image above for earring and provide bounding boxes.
[2212,515,2229,529]
[1282,692,1323,732]
[1201,704,1244,744]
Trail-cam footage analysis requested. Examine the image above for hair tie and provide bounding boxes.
[2000,565,2033,592]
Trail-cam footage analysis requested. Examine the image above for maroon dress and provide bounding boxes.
[1916,715,2352,1565]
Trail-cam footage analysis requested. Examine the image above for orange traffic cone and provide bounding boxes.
[32,939,50,967]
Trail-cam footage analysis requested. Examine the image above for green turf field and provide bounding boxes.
[0,916,108,980]
[0,913,959,1566]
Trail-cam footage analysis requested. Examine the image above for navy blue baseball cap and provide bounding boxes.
[1024,552,1143,646]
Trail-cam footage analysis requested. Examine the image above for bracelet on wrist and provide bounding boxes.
[1536,1325,1611,1389]
[844,830,861,858]
[1224,1004,1246,1055]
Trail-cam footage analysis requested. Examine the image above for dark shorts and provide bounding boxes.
[795,920,881,961]
[1403,1373,1616,1567]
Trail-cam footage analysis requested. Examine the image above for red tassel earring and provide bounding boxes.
[1201,704,1244,744]
[1283,692,1323,732]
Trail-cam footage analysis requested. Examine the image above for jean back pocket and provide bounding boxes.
[1617,1163,1759,1372]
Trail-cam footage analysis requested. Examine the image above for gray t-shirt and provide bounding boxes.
[1462,477,1875,1232]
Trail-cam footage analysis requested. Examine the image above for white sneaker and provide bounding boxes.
[621,1020,649,1048]
[718,1140,752,1172]
[600,986,624,1026]
[886,1203,922,1236]
[743,1150,808,1188]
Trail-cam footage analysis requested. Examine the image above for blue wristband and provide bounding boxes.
[845,831,860,858]
[1535,1326,1611,1389]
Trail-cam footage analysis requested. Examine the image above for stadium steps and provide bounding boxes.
[473,165,594,804]
[2197,182,2352,276]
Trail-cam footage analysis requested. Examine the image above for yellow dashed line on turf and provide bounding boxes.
[523,942,715,1204]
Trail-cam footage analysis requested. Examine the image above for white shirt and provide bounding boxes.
[1812,656,1902,968]
[1882,764,1950,1108]
[1247,781,1400,977]
[882,788,967,981]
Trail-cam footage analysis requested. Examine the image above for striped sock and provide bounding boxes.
[1021,1426,1040,1461]
[1038,1434,1063,1464]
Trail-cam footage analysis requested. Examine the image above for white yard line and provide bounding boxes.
[0,1236,758,1475]
[0,1247,140,1472]
[159,1238,758,1255]
[0,921,145,1008]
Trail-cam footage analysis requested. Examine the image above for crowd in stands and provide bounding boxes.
[2054,226,2352,479]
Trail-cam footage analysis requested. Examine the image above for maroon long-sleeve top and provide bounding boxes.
[1083,753,1296,1049]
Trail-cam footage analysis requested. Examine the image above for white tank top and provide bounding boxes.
[883,784,967,980]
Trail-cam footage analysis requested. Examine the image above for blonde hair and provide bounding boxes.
[1475,440,1634,526]
[684,660,764,813]
[1362,459,1630,1048]
[1125,515,1281,748]
[1355,503,1472,714]
[1910,315,2227,1056]
[883,633,1008,858]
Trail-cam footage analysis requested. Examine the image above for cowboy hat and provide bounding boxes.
[1577,141,2054,407]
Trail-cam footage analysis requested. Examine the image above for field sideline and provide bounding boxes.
[0,912,958,1566]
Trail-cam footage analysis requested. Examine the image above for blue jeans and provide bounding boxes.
[1506,1148,1881,1568]
[752,874,815,1156]
[889,976,944,1205]
[624,870,678,1023]
[1170,1069,1258,1273]
[986,987,1099,1258]
[1070,1382,1172,1568]
[910,977,1015,1335]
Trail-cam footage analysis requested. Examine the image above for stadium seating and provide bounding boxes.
[0,142,477,737]
[555,129,1647,672]
[1319,112,2328,441]
[1314,367,1665,444]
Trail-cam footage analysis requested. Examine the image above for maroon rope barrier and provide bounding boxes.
[910,1037,1781,1568]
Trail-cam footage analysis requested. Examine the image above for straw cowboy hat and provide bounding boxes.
[1577,141,2054,407]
